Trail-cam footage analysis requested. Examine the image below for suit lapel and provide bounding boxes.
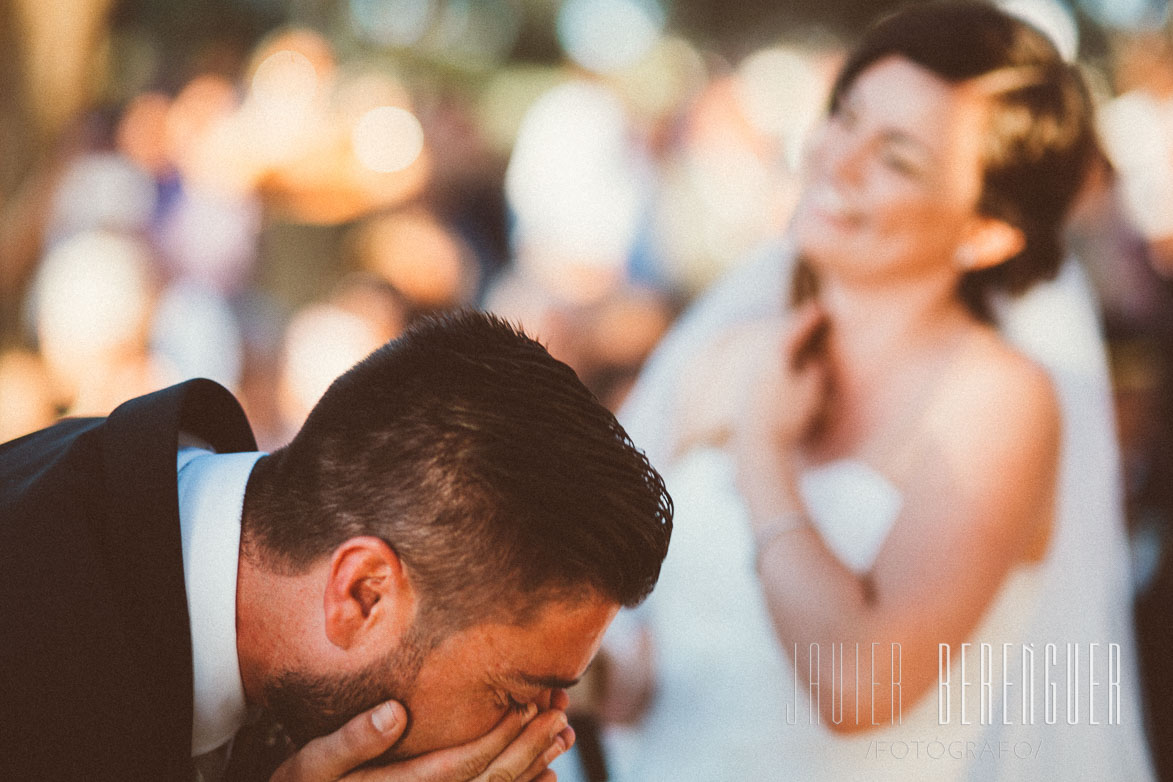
[99,379,257,778]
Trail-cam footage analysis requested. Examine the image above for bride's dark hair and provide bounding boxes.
[795,1,1098,319]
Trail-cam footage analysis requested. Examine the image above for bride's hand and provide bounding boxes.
[731,301,829,533]
[734,302,830,453]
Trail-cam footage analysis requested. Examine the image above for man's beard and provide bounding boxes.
[261,624,432,752]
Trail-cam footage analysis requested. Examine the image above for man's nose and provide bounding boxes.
[539,687,570,712]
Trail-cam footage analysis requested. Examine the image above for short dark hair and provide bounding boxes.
[829,1,1098,318]
[243,310,673,631]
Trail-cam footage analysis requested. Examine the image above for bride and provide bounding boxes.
[607,3,1155,780]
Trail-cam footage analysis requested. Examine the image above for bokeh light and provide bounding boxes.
[349,0,434,47]
[351,105,426,173]
[159,189,261,292]
[736,46,828,171]
[251,48,320,108]
[151,282,244,392]
[116,92,173,176]
[247,49,320,159]
[606,36,707,123]
[33,231,153,360]
[428,0,521,69]
[30,230,161,412]
[506,80,653,294]
[0,350,57,443]
[1078,0,1168,29]
[45,154,157,246]
[557,0,665,74]
[356,208,477,309]
[278,303,384,428]
[1097,90,1173,240]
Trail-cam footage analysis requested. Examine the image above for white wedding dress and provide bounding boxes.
[607,242,1155,781]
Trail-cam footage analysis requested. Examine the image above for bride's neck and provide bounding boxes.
[818,272,976,384]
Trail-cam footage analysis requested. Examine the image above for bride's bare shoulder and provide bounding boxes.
[929,329,1060,454]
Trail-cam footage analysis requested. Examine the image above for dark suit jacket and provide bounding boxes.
[0,379,257,781]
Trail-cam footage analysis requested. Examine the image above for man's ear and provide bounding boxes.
[323,536,415,650]
[955,217,1026,272]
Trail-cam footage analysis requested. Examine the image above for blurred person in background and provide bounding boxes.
[487,70,682,416]
[351,207,481,318]
[604,3,1154,779]
[485,274,676,413]
[29,229,171,416]
[647,40,841,297]
[1096,25,1173,781]
[0,311,672,782]
[274,273,408,444]
[0,348,57,442]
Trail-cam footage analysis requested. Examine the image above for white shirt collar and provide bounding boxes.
[177,445,265,756]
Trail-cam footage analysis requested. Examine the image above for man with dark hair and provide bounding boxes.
[0,311,673,782]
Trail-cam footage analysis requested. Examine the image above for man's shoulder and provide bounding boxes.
[102,378,255,452]
[0,415,108,525]
[0,382,233,780]
[0,412,103,465]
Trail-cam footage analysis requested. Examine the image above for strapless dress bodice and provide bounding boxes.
[613,446,1046,782]
[799,458,903,574]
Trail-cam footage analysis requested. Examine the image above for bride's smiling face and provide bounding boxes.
[790,56,991,283]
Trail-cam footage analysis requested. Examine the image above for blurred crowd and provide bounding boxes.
[0,0,844,452]
[2,0,1173,619]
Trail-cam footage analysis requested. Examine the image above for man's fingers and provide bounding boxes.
[385,705,537,782]
[472,710,570,782]
[270,700,406,782]
[516,724,575,782]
